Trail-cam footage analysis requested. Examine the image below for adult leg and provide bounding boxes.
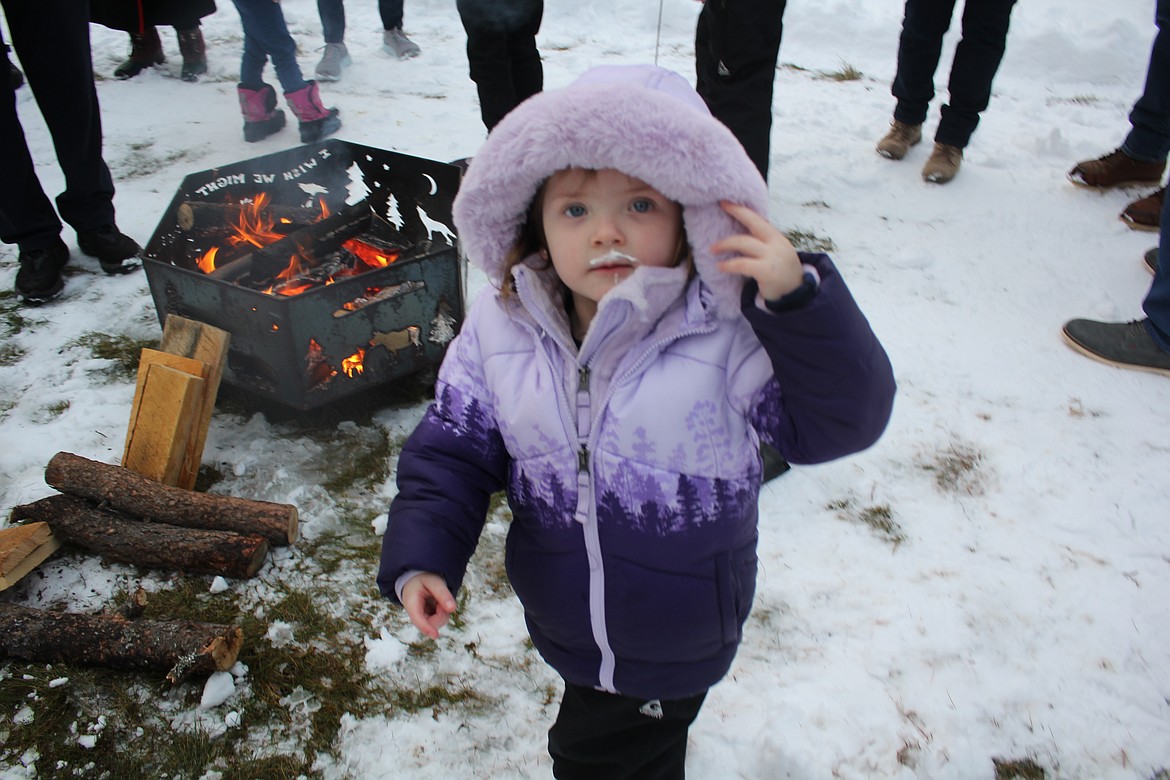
[1124,0,1170,163]
[457,0,543,131]
[233,0,307,93]
[695,0,786,180]
[378,0,404,30]
[1142,183,1170,350]
[547,684,707,780]
[318,0,346,44]
[891,0,959,128]
[505,1,543,110]
[2,0,115,241]
[935,0,1017,148]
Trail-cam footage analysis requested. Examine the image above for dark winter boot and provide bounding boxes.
[285,81,341,143]
[176,26,207,82]
[114,27,166,80]
[4,43,21,90]
[238,83,286,142]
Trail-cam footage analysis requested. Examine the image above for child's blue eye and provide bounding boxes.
[564,204,586,217]
[631,198,654,213]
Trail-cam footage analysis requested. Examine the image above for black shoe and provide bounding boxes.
[114,29,166,80]
[14,239,69,304]
[297,109,341,143]
[76,225,142,274]
[1145,247,1158,275]
[1062,318,1170,377]
[176,27,208,82]
[760,442,791,483]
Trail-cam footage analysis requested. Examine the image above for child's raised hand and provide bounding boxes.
[711,201,804,302]
[401,572,457,640]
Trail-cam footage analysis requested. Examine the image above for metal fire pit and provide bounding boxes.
[142,140,464,410]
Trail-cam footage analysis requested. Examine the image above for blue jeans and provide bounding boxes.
[318,0,406,43]
[891,0,1017,149]
[1122,0,1170,163]
[233,0,308,93]
[1144,186,1170,351]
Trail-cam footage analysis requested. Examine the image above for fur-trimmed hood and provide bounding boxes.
[452,64,769,321]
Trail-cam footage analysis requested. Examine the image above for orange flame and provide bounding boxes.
[342,238,399,269]
[196,246,219,274]
[341,347,366,377]
[228,192,286,249]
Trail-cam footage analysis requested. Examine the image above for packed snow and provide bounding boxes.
[1,1,1168,778]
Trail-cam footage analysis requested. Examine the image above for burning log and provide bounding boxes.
[176,200,321,232]
[12,495,270,579]
[0,598,244,683]
[208,200,372,283]
[44,451,298,546]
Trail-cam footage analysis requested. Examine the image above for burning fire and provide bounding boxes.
[342,348,366,377]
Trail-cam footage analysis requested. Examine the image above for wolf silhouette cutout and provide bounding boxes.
[416,206,456,245]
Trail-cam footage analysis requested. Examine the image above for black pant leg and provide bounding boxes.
[891,0,959,127]
[695,0,786,180]
[936,0,1017,148]
[0,0,115,248]
[457,0,543,131]
[548,684,707,780]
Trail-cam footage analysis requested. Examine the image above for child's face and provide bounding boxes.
[540,168,683,324]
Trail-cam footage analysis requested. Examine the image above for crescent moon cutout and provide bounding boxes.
[423,173,438,195]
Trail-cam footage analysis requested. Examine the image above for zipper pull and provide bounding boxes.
[578,445,589,474]
[578,365,590,391]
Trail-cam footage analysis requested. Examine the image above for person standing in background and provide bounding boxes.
[874,0,1018,184]
[455,0,543,131]
[1,0,142,304]
[314,0,421,83]
[90,0,216,82]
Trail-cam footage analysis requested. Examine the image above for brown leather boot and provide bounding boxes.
[1069,148,1166,189]
[1120,186,1165,232]
[922,143,963,184]
[114,27,165,80]
[176,26,207,82]
[876,120,923,160]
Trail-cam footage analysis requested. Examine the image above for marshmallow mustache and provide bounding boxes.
[588,250,641,268]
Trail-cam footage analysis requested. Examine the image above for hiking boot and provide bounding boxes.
[1062,318,1170,377]
[875,120,922,160]
[922,142,963,183]
[14,238,69,304]
[314,42,350,82]
[76,225,142,274]
[382,27,420,60]
[114,27,165,80]
[285,81,341,143]
[1120,186,1165,232]
[176,26,208,82]
[1145,247,1158,275]
[1068,148,1166,189]
[238,83,286,142]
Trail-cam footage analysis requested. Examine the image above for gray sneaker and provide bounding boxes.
[1062,318,1170,377]
[315,42,351,82]
[383,27,420,60]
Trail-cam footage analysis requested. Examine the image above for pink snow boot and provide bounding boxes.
[238,83,286,143]
[285,81,341,143]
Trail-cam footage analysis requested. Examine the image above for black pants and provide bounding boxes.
[891,0,1018,149]
[0,0,116,251]
[456,0,543,131]
[548,684,707,780]
[695,0,787,181]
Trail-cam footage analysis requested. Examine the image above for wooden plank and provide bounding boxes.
[0,522,62,591]
[123,349,207,485]
[122,363,205,485]
[158,315,230,490]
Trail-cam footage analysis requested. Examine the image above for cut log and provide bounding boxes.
[11,495,269,579]
[45,451,297,545]
[122,354,206,485]
[175,200,321,232]
[208,199,372,283]
[157,316,231,491]
[0,601,243,683]
[0,522,62,591]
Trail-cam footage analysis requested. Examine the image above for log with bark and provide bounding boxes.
[44,451,297,546]
[12,495,270,579]
[175,200,321,232]
[0,599,243,683]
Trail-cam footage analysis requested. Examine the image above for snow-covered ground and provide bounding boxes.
[2,1,1169,778]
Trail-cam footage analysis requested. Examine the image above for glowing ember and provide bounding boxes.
[342,348,366,377]
[342,238,399,269]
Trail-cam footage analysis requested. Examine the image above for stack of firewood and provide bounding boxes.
[11,452,297,579]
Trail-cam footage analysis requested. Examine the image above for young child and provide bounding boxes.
[231,0,341,143]
[378,64,896,778]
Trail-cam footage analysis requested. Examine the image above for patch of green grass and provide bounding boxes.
[785,228,836,254]
[46,400,70,418]
[0,343,24,367]
[993,756,1046,779]
[919,441,986,495]
[321,426,394,494]
[828,497,906,547]
[819,62,863,81]
[68,331,158,379]
[386,679,489,715]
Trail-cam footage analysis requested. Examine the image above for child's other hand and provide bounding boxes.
[401,572,457,640]
[712,201,803,301]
